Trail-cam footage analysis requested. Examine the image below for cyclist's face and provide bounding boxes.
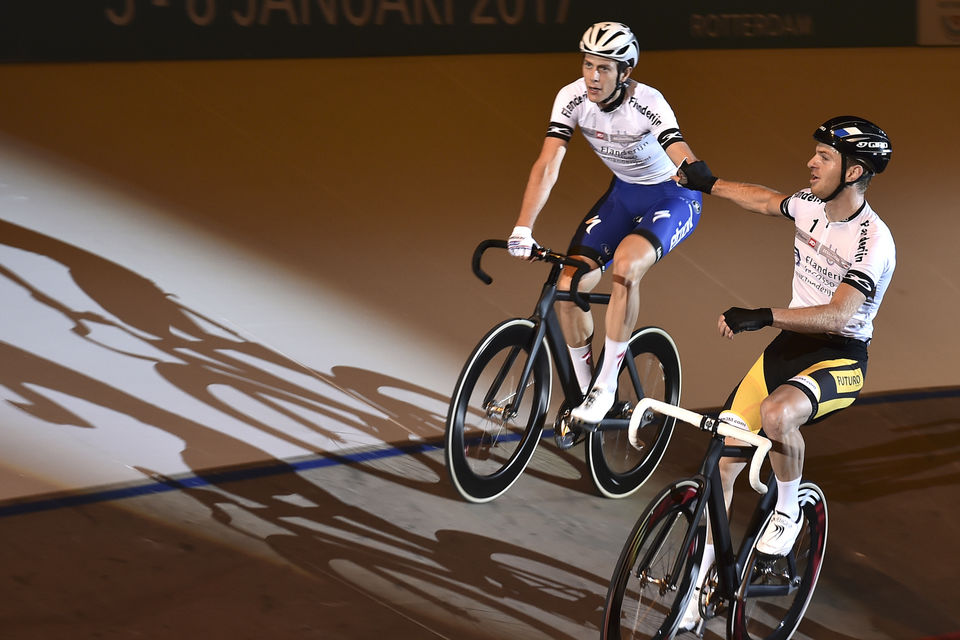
[582,54,624,103]
[807,143,843,199]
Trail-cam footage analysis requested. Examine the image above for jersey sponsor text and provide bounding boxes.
[830,369,863,393]
[561,92,587,118]
[668,211,694,251]
[627,97,663,128]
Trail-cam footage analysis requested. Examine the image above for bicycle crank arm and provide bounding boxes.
[595,418,630,432]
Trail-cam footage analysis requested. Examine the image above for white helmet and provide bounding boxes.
[579,22,639,68]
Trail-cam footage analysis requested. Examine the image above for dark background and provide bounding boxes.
[2,0,917,62]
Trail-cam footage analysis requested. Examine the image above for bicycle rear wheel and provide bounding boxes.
[727,482,828,639]
[587,326,681,498]
[602,479,706,639]
[444,318,552,503]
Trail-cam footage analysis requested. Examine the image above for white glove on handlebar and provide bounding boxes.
[508,226,536,259]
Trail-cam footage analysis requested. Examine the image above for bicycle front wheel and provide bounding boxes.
[444,318,552,503]
[587,326,681,498]
[602,479,706,639]
[727,482,828,640]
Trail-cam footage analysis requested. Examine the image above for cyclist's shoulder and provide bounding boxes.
[859,201,892,231]
[556,77,587,97]
[625,80,677,111]
[856,202,896,252]
[781,188,824,220]
[627,79,667,100]
[551,79,588,115]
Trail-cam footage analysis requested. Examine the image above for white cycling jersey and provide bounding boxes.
[547,78,684,184]
[780,189,896,342]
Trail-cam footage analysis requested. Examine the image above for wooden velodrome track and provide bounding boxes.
[0,46,957,638]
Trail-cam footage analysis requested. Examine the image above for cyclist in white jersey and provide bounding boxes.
[507,22,707,436]
[676,116,895,631]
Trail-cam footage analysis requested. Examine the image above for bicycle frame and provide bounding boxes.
[603,398,825,637]
[685,435,780,600]
[628,398,776,599]
[473,239,611,422]
[521,262,614,410]
[450,240,684,503]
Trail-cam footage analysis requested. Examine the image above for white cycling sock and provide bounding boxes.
[594,337,628,392]
[775,477,801,519]
[696,542,715,587]
[682,542,715,624]
[567,343,593,395]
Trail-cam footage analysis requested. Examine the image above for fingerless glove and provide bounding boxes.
[722,307,774,333]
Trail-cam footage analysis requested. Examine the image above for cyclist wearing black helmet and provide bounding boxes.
[676,116,896,631]
[507,21,708,437]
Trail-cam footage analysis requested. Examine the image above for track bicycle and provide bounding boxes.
[602,398,828,639]
[444,239,682,503]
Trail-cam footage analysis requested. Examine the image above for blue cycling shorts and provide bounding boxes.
[568,177,703,269]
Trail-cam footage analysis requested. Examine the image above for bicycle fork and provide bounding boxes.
[484,267,576,420]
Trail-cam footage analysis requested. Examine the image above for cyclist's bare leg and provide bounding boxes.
[718,456,748,513]
[685,390,810,627]
[568,237,657,422]
[707,386,809,542]
[759,385,809,482]
[606,235,658,341]
[557,258,601,347]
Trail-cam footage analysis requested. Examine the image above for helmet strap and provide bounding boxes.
[599,74,629,113]
[822,155,856,202]
[822,156,872,203]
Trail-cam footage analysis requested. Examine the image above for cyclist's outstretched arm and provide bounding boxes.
[677,160,785,217]
[516,136,567,229]
[710,179,786,217]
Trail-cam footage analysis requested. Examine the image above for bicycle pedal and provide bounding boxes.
[553,428,584,450]
[553,409,586,450]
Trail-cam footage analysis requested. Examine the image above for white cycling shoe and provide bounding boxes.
[570,385,615,425]
[756,509,803,556]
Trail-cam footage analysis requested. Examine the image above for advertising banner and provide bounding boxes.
[1,1,918,63]
[917,0,960,44]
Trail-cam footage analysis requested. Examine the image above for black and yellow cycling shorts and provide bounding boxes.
[720,330,869,433]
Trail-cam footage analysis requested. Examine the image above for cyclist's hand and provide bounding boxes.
[677,159,718,194]
[508,226,537,259]
[720,307,773,338]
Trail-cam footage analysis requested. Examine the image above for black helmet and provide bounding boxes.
[813,116,892,174]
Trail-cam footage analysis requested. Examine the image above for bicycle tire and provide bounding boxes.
[587,326,681,498]
[444,318,552,503]
[602,478,707,639]
[727,481,828,640]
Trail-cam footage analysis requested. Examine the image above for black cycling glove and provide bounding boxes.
[722,307,774,334]
[678,159,718,194]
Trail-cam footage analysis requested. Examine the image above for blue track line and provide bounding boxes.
[1,386,957,519]
[0,441,441,518]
